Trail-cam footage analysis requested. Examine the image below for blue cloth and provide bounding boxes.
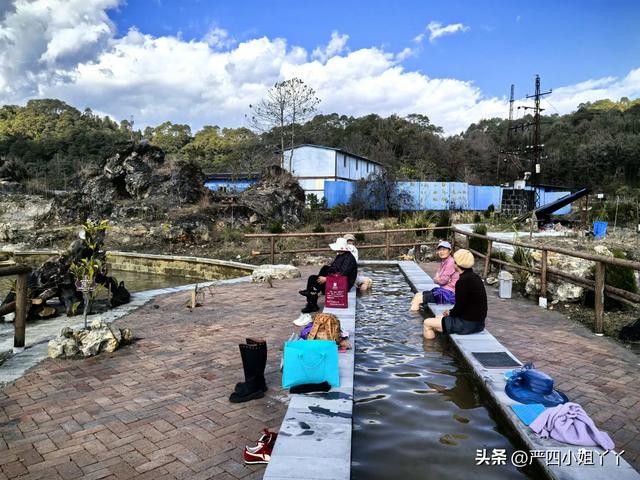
[422,287,455,305]
[282,340,340,389]
[511,404,546,426]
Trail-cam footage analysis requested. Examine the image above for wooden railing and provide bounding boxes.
[244,226,451,263]
[0,265,31,351]
[452,227,640,334]
[247,225,640,335]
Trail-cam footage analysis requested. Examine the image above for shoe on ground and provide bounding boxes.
[244,441,273,464]
[298,289,308,297]
[246,429,278,452]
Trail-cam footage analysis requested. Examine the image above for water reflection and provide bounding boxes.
[352,267,532,479]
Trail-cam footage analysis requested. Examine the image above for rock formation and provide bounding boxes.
[48,320,133,359]
[251,264,301,282]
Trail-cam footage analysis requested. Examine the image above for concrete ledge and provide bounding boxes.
[9,249,255,280]
[397,261,639,480]
[265,287,356,480]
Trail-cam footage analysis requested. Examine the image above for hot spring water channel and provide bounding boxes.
[352,267,534,479]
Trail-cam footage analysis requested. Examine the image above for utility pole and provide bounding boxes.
[508,75,552,211]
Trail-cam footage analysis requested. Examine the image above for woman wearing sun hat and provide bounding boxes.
[423,249,487,339]
[410,240,458,311]
[299,237,358,313]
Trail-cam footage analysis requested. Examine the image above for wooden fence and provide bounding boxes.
[451,227,640,334]
[0,265,31,351]
[247,226,640,334]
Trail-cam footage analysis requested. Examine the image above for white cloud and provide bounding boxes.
[312,31,349,63]
[426,21,470,42]
[0,1,638,136]
[203,26,235,50]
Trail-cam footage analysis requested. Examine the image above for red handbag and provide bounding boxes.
[325,274,348,308]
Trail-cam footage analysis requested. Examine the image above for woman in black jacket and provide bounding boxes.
[299,237,357,313]
[423,249,487,339]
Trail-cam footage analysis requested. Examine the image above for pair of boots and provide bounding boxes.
[299,289,320,313]
[229,338,268,403]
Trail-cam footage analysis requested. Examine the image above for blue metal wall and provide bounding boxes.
[325,180,570,214]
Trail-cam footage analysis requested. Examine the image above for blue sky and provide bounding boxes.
[1,0,638,133]
[109,0,640,101]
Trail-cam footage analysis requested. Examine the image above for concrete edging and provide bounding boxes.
[397,260,639,480]
[264,287,356,479]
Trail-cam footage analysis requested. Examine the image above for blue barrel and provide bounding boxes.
[593,221,608,239]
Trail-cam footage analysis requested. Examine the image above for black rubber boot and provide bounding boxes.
[301,293,319,313]
[234,339,267,393]
[229,343,266,403]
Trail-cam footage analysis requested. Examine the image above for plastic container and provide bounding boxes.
[593,221,608,239]
[498,271,513,299]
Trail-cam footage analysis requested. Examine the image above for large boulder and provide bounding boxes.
[251,264,301,283]
[238,166,305,227]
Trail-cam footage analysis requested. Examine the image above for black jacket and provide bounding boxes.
[449,269,487,323]
[328,251,358,289]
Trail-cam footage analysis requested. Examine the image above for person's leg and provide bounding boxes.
[410,292,423,311]
[423,316,444,339]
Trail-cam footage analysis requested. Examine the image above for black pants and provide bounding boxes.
[306,266,332,296]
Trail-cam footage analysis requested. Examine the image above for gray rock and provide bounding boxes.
[252,265,301,282]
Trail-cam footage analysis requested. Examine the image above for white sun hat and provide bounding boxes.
[329,237,350,251]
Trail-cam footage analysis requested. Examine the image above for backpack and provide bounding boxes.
[307,313,341,344]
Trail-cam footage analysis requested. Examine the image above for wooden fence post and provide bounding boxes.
[540,250,548,298]
[414,241,421,262]
[270,237,275,264]
[450,229,456,250]
[594,261,605,334]
[14,272,28,351]
[385,232,390,260]
[483,240,493,279]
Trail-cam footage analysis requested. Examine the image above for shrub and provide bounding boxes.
[312,223,325,233]
[434,210,451,239]
[484,204,495,219]
[268,221,284,234]
[606,249,638,293]
[512,246,532,267]
[354,229,365,242]
[469,223,488,254]
[473,212,482,223]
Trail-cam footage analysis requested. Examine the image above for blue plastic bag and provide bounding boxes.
[282,340,340,389]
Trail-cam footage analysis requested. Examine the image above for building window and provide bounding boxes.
[366,162,369,173]
[343,155,346,168]
[356,159,359,170]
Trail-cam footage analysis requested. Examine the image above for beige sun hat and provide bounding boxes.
[329,237,350,251]
[453,249,475,269]
[343,234,356,241]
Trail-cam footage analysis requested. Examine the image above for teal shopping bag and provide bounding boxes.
[282,340,340,389]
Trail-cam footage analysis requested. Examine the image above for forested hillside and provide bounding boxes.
[1,97,639,192]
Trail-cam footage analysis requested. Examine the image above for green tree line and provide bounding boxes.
[1,97,639,192]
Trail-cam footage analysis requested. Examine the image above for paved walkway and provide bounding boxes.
[421,262,640,471]
[0,269,314,480]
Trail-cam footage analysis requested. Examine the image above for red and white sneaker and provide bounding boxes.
[245,429,278,451]
[244,429,278,464]
[243,442,273,464]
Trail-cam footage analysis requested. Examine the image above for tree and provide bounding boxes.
[143,121,192,154]
[247,78,321,167]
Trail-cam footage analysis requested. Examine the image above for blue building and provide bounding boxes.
[282,144,383,201]
[204,173,258,193]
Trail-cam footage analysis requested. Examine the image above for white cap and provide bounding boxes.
[437,240,452,250]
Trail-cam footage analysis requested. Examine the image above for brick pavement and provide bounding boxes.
[0,268,316,480]
[421,262,640,471]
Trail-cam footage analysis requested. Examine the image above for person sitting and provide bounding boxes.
[410,240,458,311]
[299,237,358,313]
[422,249,487,339]
[343,233,373,292]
